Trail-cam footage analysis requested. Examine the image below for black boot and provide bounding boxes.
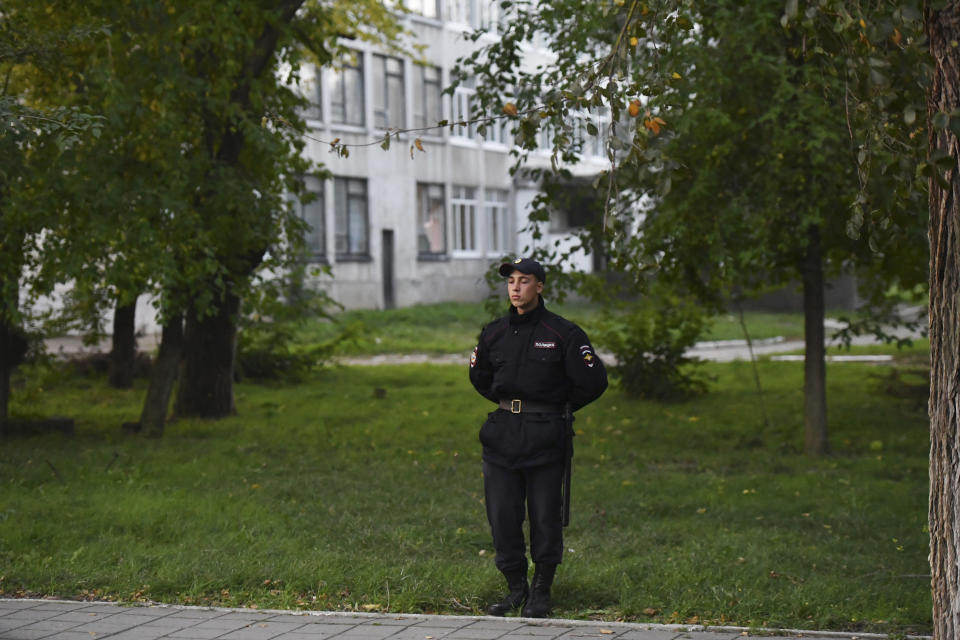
[485,569,529,616]
[521,564,556,618]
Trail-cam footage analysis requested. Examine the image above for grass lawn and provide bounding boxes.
[0,339,931,634]
[297,302,813,356]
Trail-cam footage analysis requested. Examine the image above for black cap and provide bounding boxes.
[498,257,546,283]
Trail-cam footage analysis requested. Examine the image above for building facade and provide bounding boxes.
[292,0,608,309]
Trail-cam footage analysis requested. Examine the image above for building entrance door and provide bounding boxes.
[381,229,395,309]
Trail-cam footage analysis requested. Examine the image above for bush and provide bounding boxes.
[236,275,350,382]
[595,293,709,400]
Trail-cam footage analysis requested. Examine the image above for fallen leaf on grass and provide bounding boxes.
[642,607,659,616]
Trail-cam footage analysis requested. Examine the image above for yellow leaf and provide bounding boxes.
[362,604,382,612]
[600,630,614,634]
[859,18,866,28]
[629,37,638,47]
[502,102,518,117]
[628,100,641,118]
[672,72,682,79]
[415,138,425,152]
[642,607,659,616]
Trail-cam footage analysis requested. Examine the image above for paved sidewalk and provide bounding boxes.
[0,599,907,640]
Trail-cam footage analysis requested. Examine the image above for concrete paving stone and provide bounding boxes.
[35,632,115,640]
[98,629,171,640]
[15,619,83,633]
[446,626,517,639]
[499,626,575,637]
[320,635,405,640]
[616,630,683,640]
[1,627,57,640]
[104,612,176,627]
[71,620,145,635]
[388,625,463,637]
[113,606,178,617]
[167,608,239,620]
[0,618,30,632]
[410,619,474,629]
[167,625,242,639]
[139,617,206,631]
[75,602,134,616]
[459,621,525,632]
[671,632,741,640]
[0,600,40,610]
[360,618,429,627]
[15,603,87,613]
[331,624,403,637]
[217,620,311,639]
[283,633,342,640]
[46,611,111,624]
[308,616,382,625]
[0,609,61,622]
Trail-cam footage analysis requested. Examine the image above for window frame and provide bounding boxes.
[329,51,365,127]
[296,175,326,261]
[414,64,444,131]
[417,182,447,259]
[484,188,510,256]
[373,54,406,130]
[451,185,480,256]
[334,177,370,260]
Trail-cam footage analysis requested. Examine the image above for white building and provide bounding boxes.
[293,0,609,309]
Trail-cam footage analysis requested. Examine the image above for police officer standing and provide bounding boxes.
[469,258,608,618]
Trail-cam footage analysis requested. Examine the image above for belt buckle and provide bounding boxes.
[510,399,522,414]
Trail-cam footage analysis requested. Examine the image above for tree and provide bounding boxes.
[0,8,104,428]
[5,0,409,432]
[455,0,928,455]
[925,3,960,636]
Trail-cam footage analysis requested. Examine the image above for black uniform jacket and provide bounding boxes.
[469,299,608,468]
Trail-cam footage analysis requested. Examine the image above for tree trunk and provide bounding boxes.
[0,317,12,430]
[0,274,25,432]
[926,4,960,638]
[138,313,184,438]
[108,298,137,389]
[174,289,240,419]
[801,223,829,456]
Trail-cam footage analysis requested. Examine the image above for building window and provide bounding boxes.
[445,0,474,25]
[484,189,509,255]
[417,183,446,257]
[405,0,440,19]
[575,107,611,158]
[330,51,364,126]
[478,0,502,33]
[373,55,405,130]
[334,177,369,258]
[452,185,478,254]
[452,78,478,140]
[299,64,322,121]
[297,176,325,259]
[414,65,443,130]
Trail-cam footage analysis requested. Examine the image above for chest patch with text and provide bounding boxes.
[534,341,558,349]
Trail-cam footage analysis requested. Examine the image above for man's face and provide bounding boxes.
[507,270,543,314]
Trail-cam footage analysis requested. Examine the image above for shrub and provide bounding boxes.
[596,292,709,400]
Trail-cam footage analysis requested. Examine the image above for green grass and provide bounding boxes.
[0,344,931,634]
[300,302,810,356]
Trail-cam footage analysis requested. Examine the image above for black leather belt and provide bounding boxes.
[499,399,565,414]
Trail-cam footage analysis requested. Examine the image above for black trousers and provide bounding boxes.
[483,459,564,574]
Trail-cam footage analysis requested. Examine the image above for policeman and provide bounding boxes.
[469,257,608,618]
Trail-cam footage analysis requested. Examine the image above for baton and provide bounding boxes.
[561,402,573,527]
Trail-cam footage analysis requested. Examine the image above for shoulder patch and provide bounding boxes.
[470,345,478,368]
[580,344,596,368]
